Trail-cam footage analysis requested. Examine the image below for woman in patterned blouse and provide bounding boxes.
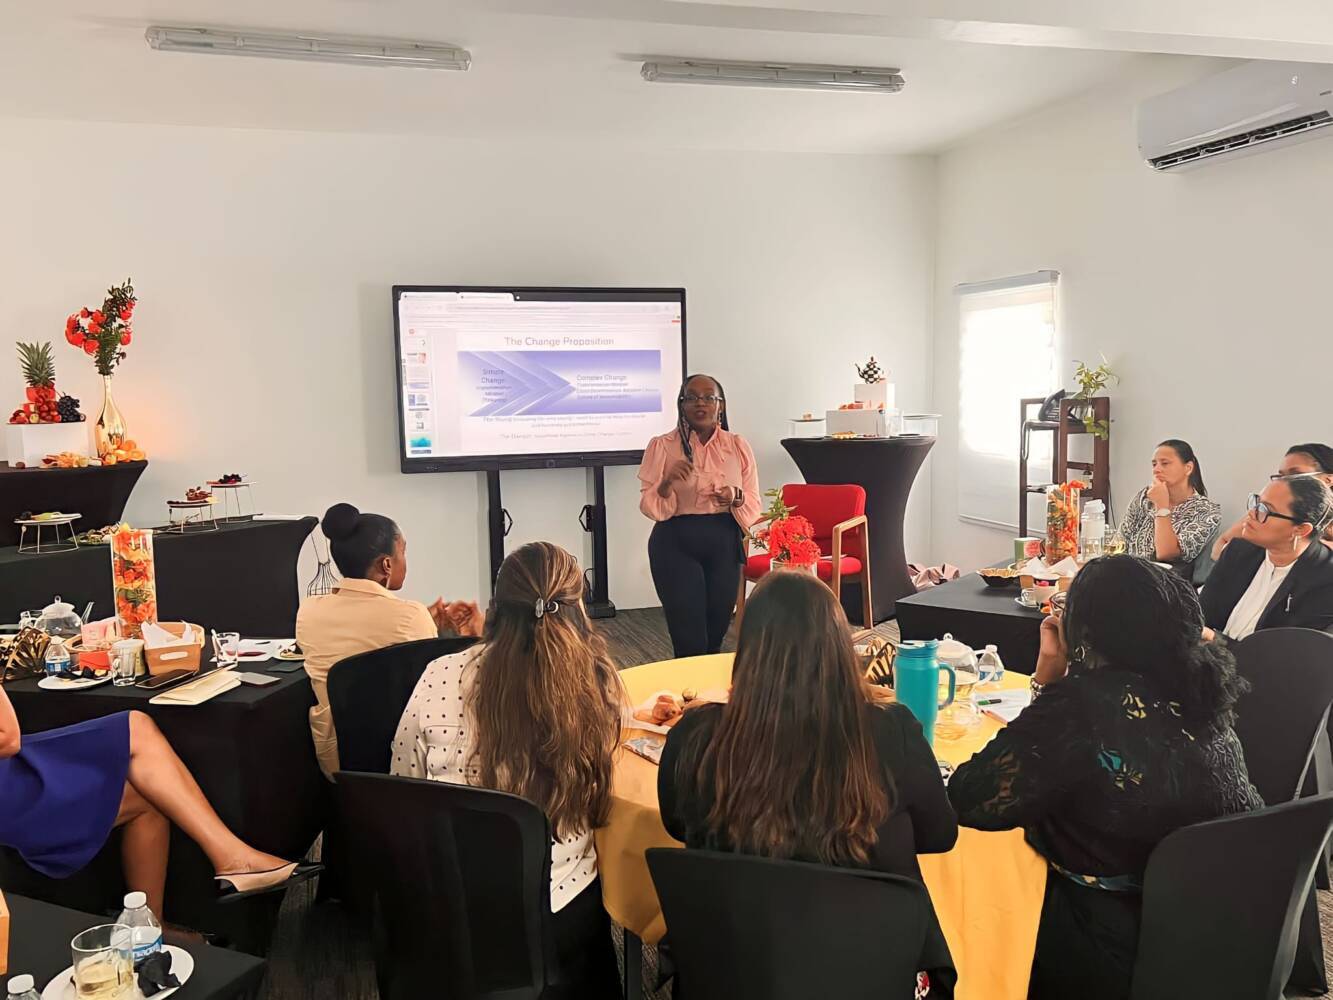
[949,556,1261,1000]
[1119,439,1222,572]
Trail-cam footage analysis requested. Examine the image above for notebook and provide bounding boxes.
[976,689,1032,725]
[149,670,243,706]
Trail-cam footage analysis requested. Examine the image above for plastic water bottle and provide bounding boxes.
[43,635,71,678]
[1080,499,1107,560]
[7,975,41,1000]
[978,644,1006,686]
[117,891,163,968]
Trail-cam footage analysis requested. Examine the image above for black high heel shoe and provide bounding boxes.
[215,861,324,903]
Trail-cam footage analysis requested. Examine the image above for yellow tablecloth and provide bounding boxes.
[596,654,1047,1000]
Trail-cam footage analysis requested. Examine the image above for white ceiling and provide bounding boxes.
[0,0,1197,154]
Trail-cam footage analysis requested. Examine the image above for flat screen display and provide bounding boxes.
[393,287,686,472]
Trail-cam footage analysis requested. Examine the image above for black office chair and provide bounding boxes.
[1130,793,1333,1000]
[1229,628,1333,996]
[327,635,478,774]
[337,771,600,1000]
[646,848,944,1000]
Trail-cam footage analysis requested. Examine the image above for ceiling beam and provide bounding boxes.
[471,0,1333,62]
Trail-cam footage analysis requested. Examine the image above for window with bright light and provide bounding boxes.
[957,274,1058,529]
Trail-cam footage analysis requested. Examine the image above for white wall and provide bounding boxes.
[1,118,936,610]
[932,56,1333,570]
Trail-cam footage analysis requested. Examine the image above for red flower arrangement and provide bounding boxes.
[65,278,136,376]
[750,489,822,569]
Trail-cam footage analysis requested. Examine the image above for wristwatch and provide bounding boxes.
[731,488,745,508]
[1153,508,1172,518]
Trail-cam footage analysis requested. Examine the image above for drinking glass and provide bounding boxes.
[71,924,134,999]
[934,663,982,741]
[1105,529,1127,556]
[213,631,240,666]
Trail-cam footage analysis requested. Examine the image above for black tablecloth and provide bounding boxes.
[0,517,316,635]
[5,892,266,999]
[780,436,935,624]
[0,665,323,954]
[895,572,1043,674]
[0,461,147,547]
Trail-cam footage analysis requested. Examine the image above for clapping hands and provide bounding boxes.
[429,598,485,638]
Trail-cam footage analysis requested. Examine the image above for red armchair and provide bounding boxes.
[738,483,873,626]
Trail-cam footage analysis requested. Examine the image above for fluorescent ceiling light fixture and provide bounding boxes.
[145,26,471,71]
[641,59,903,93]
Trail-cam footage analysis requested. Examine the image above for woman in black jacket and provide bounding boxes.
[949,556,1261,1000]
[1200,476,1333,641]
[658,570,958,993]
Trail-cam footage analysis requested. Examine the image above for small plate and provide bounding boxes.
[38,673,112,691]
[41,944,194,1000]
[14,513,81,526]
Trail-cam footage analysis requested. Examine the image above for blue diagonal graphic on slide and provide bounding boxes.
[468,352,572,416]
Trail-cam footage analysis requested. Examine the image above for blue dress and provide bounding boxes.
[0,711,131,878]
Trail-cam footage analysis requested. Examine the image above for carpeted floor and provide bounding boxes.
[254,607,1333,999]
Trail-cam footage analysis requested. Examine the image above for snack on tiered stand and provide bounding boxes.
[824,356,900,439]
[1045,480,1085,563]
[110,526,157,639]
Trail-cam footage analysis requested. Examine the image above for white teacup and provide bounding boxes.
[1022,581,1058,608]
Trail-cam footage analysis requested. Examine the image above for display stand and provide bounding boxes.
[481,466,616,619]
[580,466,616,620]
[485,470,513,586]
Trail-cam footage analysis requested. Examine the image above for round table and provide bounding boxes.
[596,654,1047,1000]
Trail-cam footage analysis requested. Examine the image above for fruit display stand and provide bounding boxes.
[0,460,147,547]
[4,419,91,467]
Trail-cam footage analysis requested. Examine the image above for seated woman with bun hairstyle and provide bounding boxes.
[296,503,459,780]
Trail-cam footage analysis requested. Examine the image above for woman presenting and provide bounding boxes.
[639,374,761,658]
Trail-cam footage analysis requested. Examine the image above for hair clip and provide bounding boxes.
[534,599,560,620]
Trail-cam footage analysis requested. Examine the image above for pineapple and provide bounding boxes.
[17,341,60,420]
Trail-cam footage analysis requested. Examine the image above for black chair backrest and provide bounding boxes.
[646,848,934,1000]
[327,636,477,774]
[1131,793,1333,1000]
[335,771,553,1000]
[1232,628,1333,805]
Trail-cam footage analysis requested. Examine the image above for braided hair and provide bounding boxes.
[677,373,729,463]
[1062,555,1247,731]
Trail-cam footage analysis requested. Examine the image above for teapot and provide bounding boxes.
[36,596,83,640]
[935,633,979,674]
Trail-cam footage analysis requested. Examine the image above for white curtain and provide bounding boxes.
[956,274,1058,530]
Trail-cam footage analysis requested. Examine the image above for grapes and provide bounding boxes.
[56,395,83,422]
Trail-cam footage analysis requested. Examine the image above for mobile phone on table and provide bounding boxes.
[236,672,280,686]
[137,669,194,691]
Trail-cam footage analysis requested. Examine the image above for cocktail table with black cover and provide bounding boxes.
[0,461,148,547]
[0,665,323,955]
[781,435,935,624]
[5,892,266,999]
[895,571,1043,674]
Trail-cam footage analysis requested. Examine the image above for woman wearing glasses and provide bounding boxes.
[1200,476,1333,641]
[1212,443,1333,560]
[638,373,761,657]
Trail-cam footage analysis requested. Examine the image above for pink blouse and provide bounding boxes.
[638,427,762,530]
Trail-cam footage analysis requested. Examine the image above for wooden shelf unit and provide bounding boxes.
[1018,396,1111,537]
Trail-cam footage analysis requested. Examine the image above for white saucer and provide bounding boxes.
[1014,596,1043,611]
[41,945,194,1000]
[38,674,112,691]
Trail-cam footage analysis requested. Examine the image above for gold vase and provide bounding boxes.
[96,375,127,457]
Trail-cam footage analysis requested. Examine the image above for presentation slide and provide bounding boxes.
[395,288,685,470]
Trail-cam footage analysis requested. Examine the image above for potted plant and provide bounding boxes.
[750,488,822,572]
[1070,357,1117,439]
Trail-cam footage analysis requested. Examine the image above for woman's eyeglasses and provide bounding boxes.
[1247,493,1301,524]
[680,394,722,405]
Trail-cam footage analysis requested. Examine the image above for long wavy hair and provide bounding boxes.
[673,571,890,865]
[468,542,623,838]
[1063,555,1246,731]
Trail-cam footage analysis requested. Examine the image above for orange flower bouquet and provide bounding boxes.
[110,525,157,639]
[1046,480,1086,563]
